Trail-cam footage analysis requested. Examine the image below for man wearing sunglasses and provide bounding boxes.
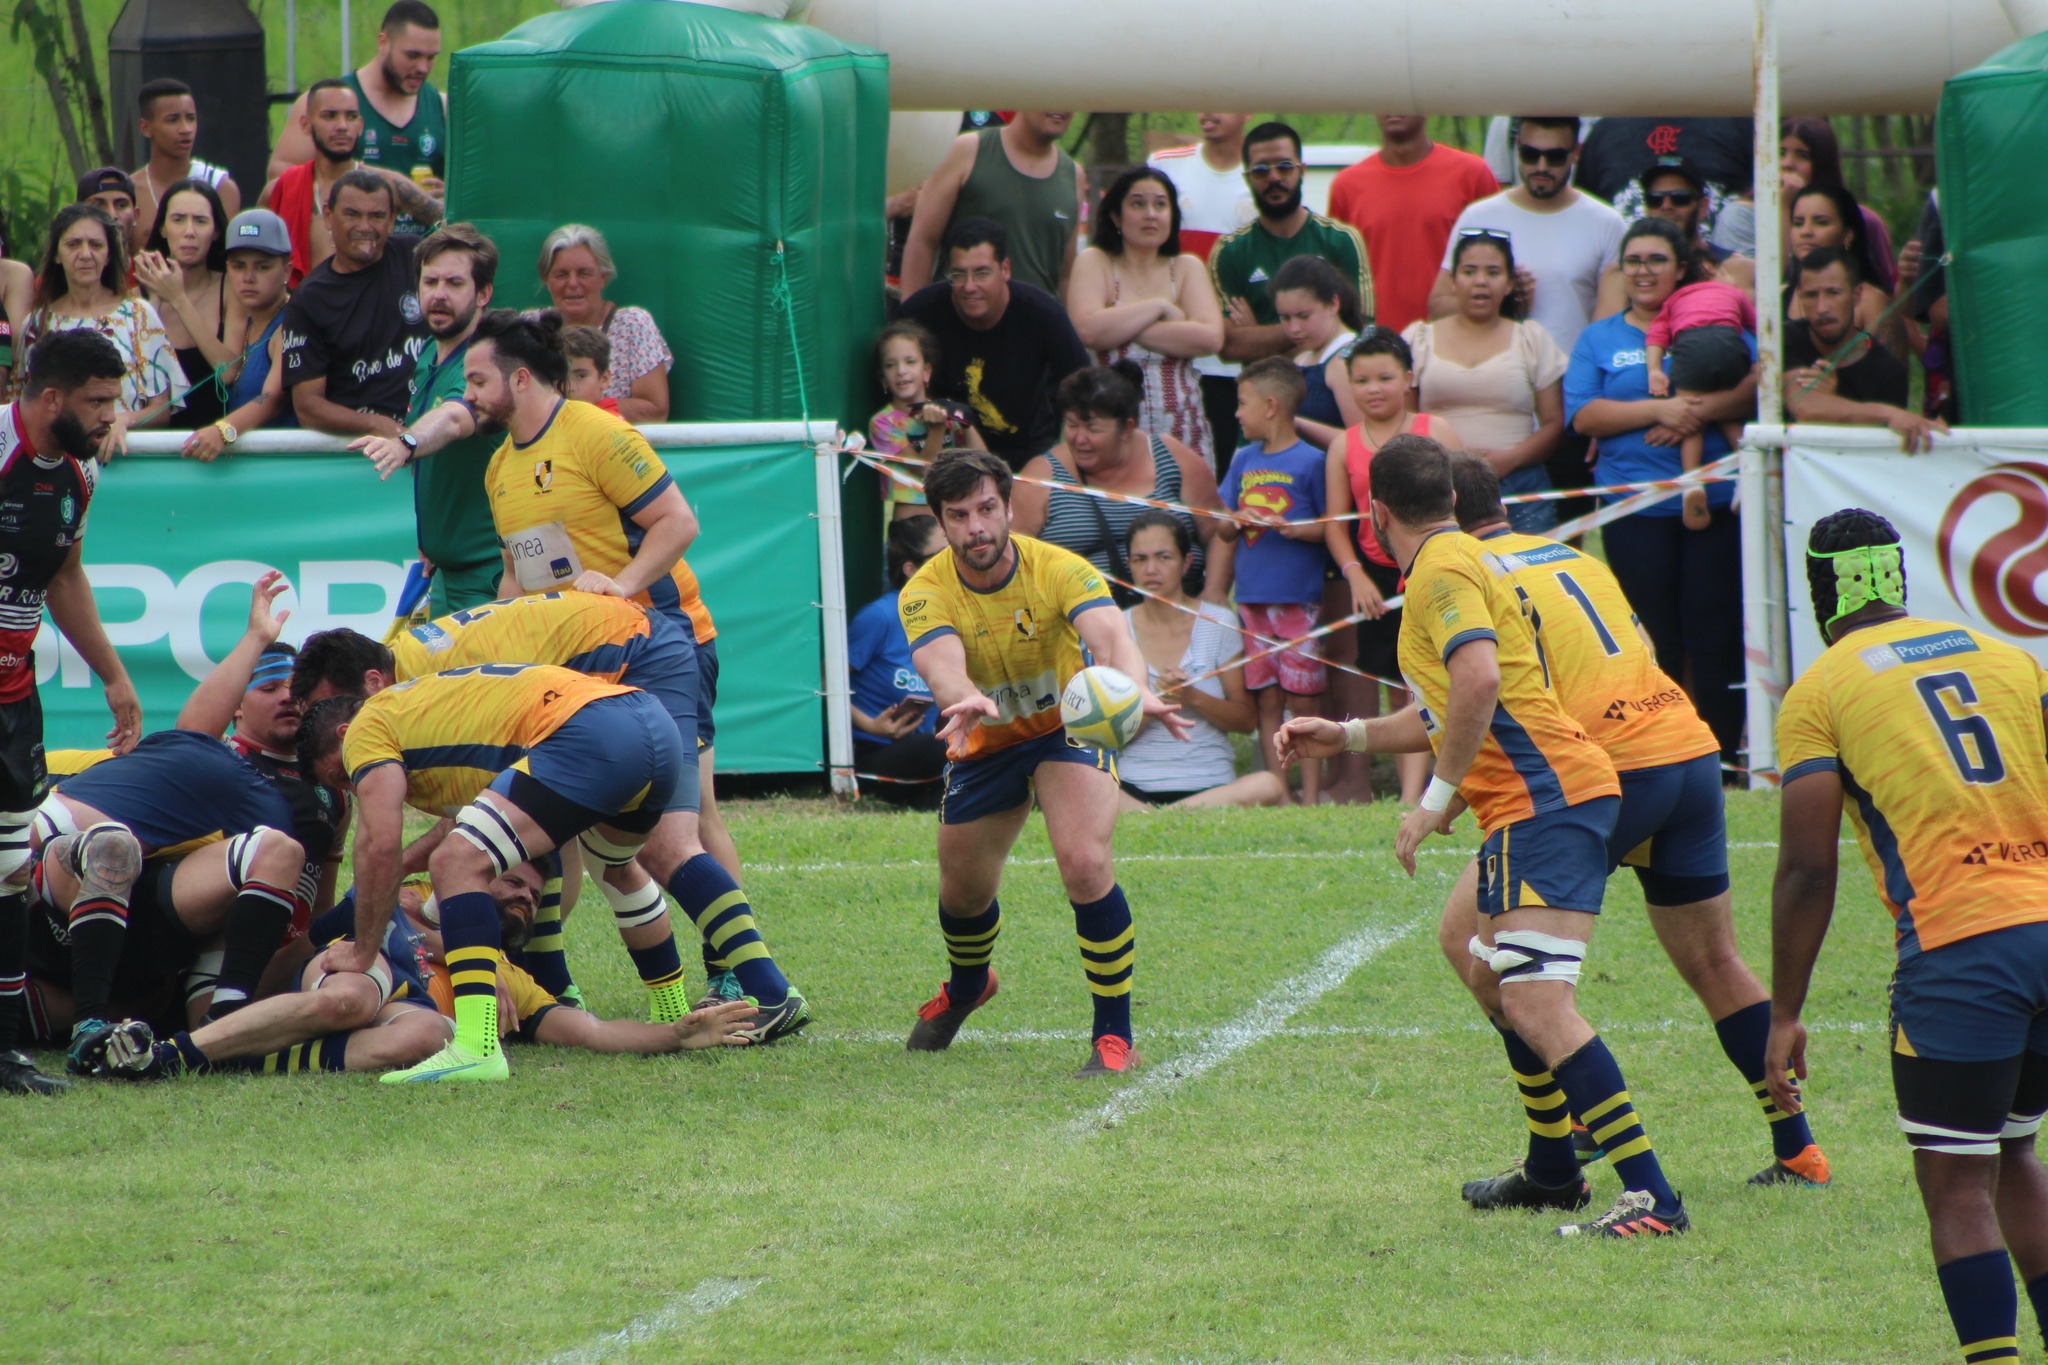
[1592,157,1736,317]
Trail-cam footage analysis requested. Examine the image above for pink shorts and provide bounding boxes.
[1238,602,1326,695]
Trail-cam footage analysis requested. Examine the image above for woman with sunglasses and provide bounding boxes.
[1564,217,1757,770]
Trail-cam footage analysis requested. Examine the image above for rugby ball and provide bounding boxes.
[1061,665,1145,751]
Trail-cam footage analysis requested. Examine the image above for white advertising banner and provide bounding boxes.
[1784,436,2048,678]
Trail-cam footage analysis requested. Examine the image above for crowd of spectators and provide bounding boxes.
[0,7,1958,802]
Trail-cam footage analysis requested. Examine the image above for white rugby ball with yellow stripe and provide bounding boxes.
[1060,665,1144,751]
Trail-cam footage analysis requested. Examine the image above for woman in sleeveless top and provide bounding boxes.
[1011,363,1227,605]
[1321,329,1464,805]
[1270,254,1363,449]
[1064,167,1223,456]
[1403,230,1567,533]
[134,179,234,429]
[179,211,298,460]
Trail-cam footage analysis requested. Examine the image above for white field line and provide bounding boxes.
[745,842,1793,876]
[1067,920,1418,1136]
[528,1277,763,1365]
[812,1017,1884,1048]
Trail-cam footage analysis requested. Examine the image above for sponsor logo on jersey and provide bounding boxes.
[0,554,17,581]
[1961,840,2048,865]
[400,292,423,325]
[534,460,553,490]
[1014,608,1037,638]
[419,133,437,157]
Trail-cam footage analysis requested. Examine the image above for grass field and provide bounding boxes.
[0,790,1961,1364]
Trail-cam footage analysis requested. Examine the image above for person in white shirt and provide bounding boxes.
[1150,113,1255,471]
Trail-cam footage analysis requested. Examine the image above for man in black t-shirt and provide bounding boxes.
[1785,246,1943,451]
[281,168,428,436]
[898,218,1090,470]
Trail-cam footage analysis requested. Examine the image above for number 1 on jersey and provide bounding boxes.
[1555,571,1622,656]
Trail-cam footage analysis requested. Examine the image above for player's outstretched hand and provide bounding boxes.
[571,570,628,597]
[1141,687,1193,742]
[1274,716,1345,767]
[1393,802,1440,877]
[103,680,142,754]
[314,938,378,978]
[248,569,292,644]
[937,694,1000,758]
[351,433,411,480]
[675,999,760,1049]
[1765,1015,1808,1115]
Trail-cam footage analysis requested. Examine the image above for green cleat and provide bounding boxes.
[556,984,587,1012]
[695,970,745,1009]
[380,1043,509,1084]
[738,990,812,1044]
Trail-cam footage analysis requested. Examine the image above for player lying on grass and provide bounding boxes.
[898,449,1187,1078]
[1291,453,1830,1213]
[295,592,807,1023]
[99,861,757,1078]
[1769,510,2048,1365]
[1277,434,1686,1239]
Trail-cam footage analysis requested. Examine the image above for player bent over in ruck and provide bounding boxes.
[900,450,1187,1077]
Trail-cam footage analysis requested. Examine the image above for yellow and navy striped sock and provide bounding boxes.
[1496,1025,1579,1186]
[237,1032,352,1075]
[939,901,1000,1004]
[1940,1250,2020,1363]
[1714,1000,1817,1161]
[440,890,505,1057]
[628,934,692,1022]
[669,854,789,1005]
[517,871,573,997]
[1554,1036,1677,1208]
[1073,886,1134,1043]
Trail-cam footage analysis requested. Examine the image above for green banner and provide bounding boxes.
[40,442,823,774]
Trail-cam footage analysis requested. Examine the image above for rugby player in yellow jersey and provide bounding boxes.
[291,592,806,1028]
[1768,510,2048,1365]
[899,450,1189,1077]
[1278,435,1685,1238]
[297,662,724,1082]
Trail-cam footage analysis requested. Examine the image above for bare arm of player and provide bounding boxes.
[178,571,290,738]
[1394,638,1498,874]
[1765,768,1846,1117]
[1077,604,1192,742]
[46,540,141,753]
[580,483,697,598]
[322,763,408,976]
[294,375,403,438]
[911,633,998,757]
[353,398,478,478]
[1275,700,1432,767]
[899,133,978,293]
[401,818,453,877]
[531,997,759,1053]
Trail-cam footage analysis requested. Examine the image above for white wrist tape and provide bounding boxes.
[1420,775,1456,812]
[1341,719,1373,753]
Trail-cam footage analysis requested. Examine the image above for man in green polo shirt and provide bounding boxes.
[398,223,501,613]
[1211,120,1376,362]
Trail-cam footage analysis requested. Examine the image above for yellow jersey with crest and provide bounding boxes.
[390,591,653,683]
[1777,615,2048,956]
[341,663,632,816]
[1475,528,1718,772]
[484,399,715,643]
[1397,528,1619,833]
[899,534,1117,760]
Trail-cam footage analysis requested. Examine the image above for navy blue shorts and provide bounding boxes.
[609,612,701,760]
[940,728,1114,826]
[1890,922,2048,1063]
[1478,796,1621,917]
[53,729,293,853]
[1609,753,1730,906]
[490,690,691,829]
[695,638,720,750]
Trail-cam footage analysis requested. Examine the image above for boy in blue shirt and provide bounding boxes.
[1220,358,1332,804]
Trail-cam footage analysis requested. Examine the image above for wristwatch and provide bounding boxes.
[213,419,238,446]
[399,433,420,463]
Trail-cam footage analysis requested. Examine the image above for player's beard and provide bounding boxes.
[958,534,1006,573]
[50,411,100,461]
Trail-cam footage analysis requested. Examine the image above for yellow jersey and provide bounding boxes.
[390,591,653,683]
[426,958,558,1033]
[1397,528,1620,832]
[1777,615,2048,956]
[899,534,1116,760]
[1476,529,1718,773]
[45,748,114,777]
[484,399,716,643]
[340,663,631,815]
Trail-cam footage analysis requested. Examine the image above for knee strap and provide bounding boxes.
[600,876,667,929]
[224,826,283,890]
[184,949,224,1007]
[0,806,38,884]
[1489,929,1587,986]
[2004,1108,2046,1141]
[1467,934,1492,965]
[453,802,530,878]
[578,827,643,869]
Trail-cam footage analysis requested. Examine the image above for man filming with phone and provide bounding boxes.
[849,515,948,803]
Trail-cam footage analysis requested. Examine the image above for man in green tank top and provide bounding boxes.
[902,112,1084,297]
[268,2,448,239]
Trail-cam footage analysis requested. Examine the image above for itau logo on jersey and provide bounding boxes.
[1936,462,2048,637]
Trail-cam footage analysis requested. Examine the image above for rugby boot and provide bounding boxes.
[0,1048,67,1095]
[1572,1119,1603,1165]
[738,990,812,1045]
[1462,1162,1593,1212]
[695,970,745,1010]
[380,1042,510,1084]
[1557,1188,1690,1239]
[1073,1034,1140,1078]
[65,1018,121,1076]
[1748,1143,1832,1188]
[905,972,998,1052]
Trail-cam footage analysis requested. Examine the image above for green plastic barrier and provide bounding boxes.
[39,437,823,775]
[1939,31,2048,425]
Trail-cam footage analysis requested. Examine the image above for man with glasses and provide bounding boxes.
[1211,121,1374,365]
[900,218,1090,471]
[1434,117,1623,524]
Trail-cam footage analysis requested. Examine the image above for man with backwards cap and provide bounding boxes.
[76,168,141,256]
[1769,509,2048,1365]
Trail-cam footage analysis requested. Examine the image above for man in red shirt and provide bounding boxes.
[1327,117,1500,335]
